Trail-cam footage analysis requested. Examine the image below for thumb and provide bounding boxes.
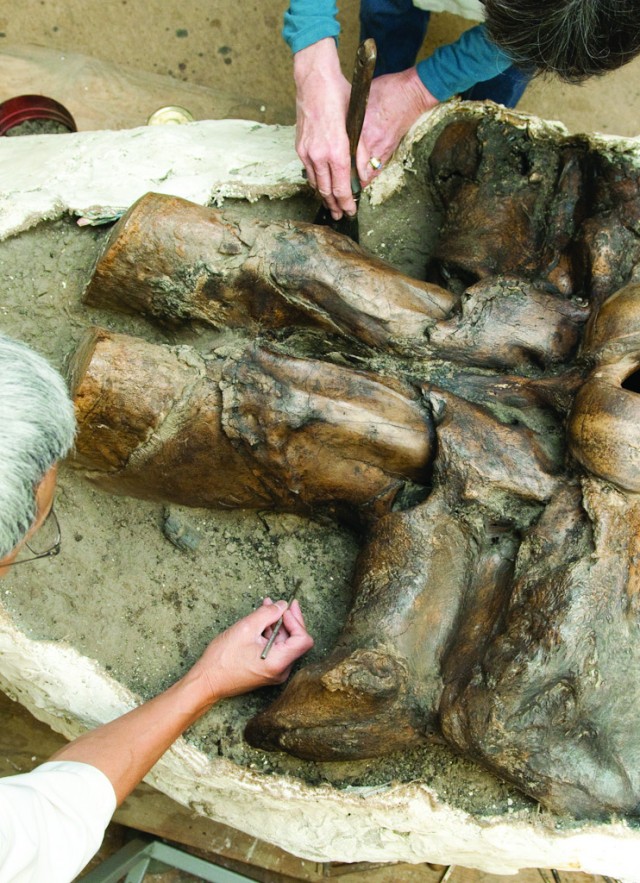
[251,599,288,632]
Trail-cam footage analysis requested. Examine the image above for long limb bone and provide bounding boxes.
[70,328,434,524]
[83,192,456,354]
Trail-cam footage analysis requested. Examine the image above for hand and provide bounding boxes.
[50,599,313,805]
[293,38,356,220]
[356,67,439,188]
[191,598,314,702]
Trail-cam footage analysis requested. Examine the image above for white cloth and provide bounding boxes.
[413,0,484,21]
[0,761,117,883]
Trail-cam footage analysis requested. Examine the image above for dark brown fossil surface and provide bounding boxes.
[74,106,640,818]
[71,327,434,526]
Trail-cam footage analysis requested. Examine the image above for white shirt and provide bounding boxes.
[0,761,116,882]
[413,0,484,21]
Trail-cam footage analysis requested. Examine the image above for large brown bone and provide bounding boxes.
[245,488,489,759]
[70,327,434,523]
[568,361,640,493]
[83,192,590,373]
[568,282,640,492]
[83,192,456,354]
[425,387,561,511]
[244,385,559,758]
[245,497,519,760]
[428,276,588,370]
[581,281,640,365]
[441,480,640,818]
[427,118,587,296]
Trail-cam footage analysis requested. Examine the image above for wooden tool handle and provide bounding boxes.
[345,38,377,168]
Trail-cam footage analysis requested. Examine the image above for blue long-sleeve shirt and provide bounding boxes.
[282,0,512,101]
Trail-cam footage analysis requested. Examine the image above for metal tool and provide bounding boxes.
[314,37,377,243]
[260,579,301,659]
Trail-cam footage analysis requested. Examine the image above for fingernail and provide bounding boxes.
[275,599,287,610]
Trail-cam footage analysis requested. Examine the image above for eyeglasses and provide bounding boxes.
[12,506,62,566]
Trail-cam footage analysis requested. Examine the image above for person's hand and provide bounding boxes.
[293,38,356,220]
[357,67,439,188]
[190,598,314,703]
[50,599,313,804]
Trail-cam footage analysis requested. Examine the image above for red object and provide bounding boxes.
[0,94,77,135]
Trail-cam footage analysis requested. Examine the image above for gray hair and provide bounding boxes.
[0,334,76,558]
[484,0,640,82]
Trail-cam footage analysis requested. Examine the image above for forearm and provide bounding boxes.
[50,668,214,805]
[417,24,513,100]
[49,600,313,807]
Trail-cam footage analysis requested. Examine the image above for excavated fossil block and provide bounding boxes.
[3,102,640,876]
[71,102,640,823]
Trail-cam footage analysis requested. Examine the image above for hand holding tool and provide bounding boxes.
[261,580,301,660]
[314,38,377,243]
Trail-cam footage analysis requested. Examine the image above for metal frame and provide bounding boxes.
[81,837,257,883]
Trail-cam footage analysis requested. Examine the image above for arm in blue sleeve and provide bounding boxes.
[282,0,341,54]
[416,24,513,101]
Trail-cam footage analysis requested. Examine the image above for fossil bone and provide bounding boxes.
[71,109,640,818]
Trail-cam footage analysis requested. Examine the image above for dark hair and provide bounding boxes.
[484,0,640,82]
